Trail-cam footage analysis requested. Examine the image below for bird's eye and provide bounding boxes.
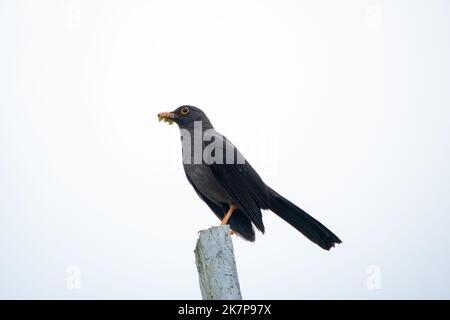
[181,107,190,115]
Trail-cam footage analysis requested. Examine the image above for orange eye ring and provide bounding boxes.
[181,107,190,115]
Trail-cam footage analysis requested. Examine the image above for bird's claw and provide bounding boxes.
[197,226,215,235]
[196,227,236,236]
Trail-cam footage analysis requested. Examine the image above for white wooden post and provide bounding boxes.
[194,225,242,300]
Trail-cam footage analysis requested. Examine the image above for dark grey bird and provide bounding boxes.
[158,105,342,250]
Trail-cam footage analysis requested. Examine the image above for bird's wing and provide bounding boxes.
[206,136,269,232]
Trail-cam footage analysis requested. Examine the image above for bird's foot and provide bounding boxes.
[197,226,236,236]
[197,226,218,235]
[197,228,208,235]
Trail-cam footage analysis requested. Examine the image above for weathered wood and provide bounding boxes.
[194,225,242,300]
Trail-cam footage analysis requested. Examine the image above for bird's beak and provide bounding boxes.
[157,112,175,125]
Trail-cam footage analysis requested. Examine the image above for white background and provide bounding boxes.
[1,0,449,299]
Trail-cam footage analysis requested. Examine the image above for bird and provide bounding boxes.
[158,105,342,250]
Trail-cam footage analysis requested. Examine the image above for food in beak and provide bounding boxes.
[158,113,175,125]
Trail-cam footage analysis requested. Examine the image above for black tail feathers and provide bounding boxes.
[268,188,342,250]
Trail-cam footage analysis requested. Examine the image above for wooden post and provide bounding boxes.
[194,225,242,300]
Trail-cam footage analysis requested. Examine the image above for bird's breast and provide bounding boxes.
[183,163,230,206]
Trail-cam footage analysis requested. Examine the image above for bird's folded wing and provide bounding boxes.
[207,137,269,232]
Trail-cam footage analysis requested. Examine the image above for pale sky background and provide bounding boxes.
[1,0,450,299]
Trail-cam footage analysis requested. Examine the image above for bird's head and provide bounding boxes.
[158,105,212,129]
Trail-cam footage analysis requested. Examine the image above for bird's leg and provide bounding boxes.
[197,206,236,236]
[221,205,236,225]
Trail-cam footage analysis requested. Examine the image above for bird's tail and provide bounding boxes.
[268,188,342,250]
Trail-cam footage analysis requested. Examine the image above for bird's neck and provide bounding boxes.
[179,123,217,165]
